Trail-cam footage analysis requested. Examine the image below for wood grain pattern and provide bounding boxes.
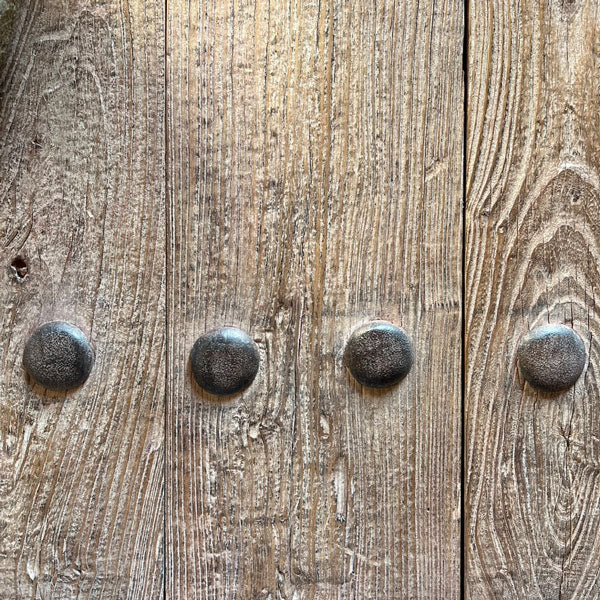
[166,1,463,598]
[0,1,164,598]
[465,1,600,598]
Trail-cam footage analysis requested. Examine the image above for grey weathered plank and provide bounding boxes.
[0,2,165,598]
[465,1,600,598]
[166,1,463,598]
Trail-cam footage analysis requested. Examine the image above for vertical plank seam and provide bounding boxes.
[163,0,169,597]
[461,0,469,599]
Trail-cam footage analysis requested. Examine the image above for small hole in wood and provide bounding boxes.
[10,256,29,282]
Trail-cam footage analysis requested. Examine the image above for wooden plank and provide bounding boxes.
[166,0,463,597]
[465,1,600,598]
[0,2,164,598]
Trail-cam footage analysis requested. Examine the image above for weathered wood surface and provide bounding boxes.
[465,1,600,598]
[166,1,463,598]
[0,2,165,598]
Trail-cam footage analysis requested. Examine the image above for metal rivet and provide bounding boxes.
[189,326,259,397]
[23,321,95,391]
[517,324,586,392]
[343,320,413,388]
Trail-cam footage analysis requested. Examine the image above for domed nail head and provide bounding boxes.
[517,324,586,392]
[190,327,260,397]
[343,320,413,389]
[23,321,95,391]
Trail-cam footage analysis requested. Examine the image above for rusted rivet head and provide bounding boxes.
[23,321,95,391]
[343,320,413,388]
[190,326,259,396]
[517,324,586,392]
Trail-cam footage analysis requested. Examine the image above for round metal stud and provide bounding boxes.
[343,320,413,388]
[190,326,259,396]
[23,321,95,391]
[517,324,586,392]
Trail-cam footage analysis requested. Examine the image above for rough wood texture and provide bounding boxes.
[0,1,165,598]
[465,1,600,598]
[166,1,463,598]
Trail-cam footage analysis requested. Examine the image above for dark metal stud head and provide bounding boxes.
[190,326,259,397]
[517,324,586,392]
[23,321,95,391]
[343,320,413,388]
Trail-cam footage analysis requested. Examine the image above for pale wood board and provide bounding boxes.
[166,1,463,598]
[0,1,165,598]
[465,1,600,598]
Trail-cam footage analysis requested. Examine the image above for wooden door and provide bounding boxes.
[1,1,599,599]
